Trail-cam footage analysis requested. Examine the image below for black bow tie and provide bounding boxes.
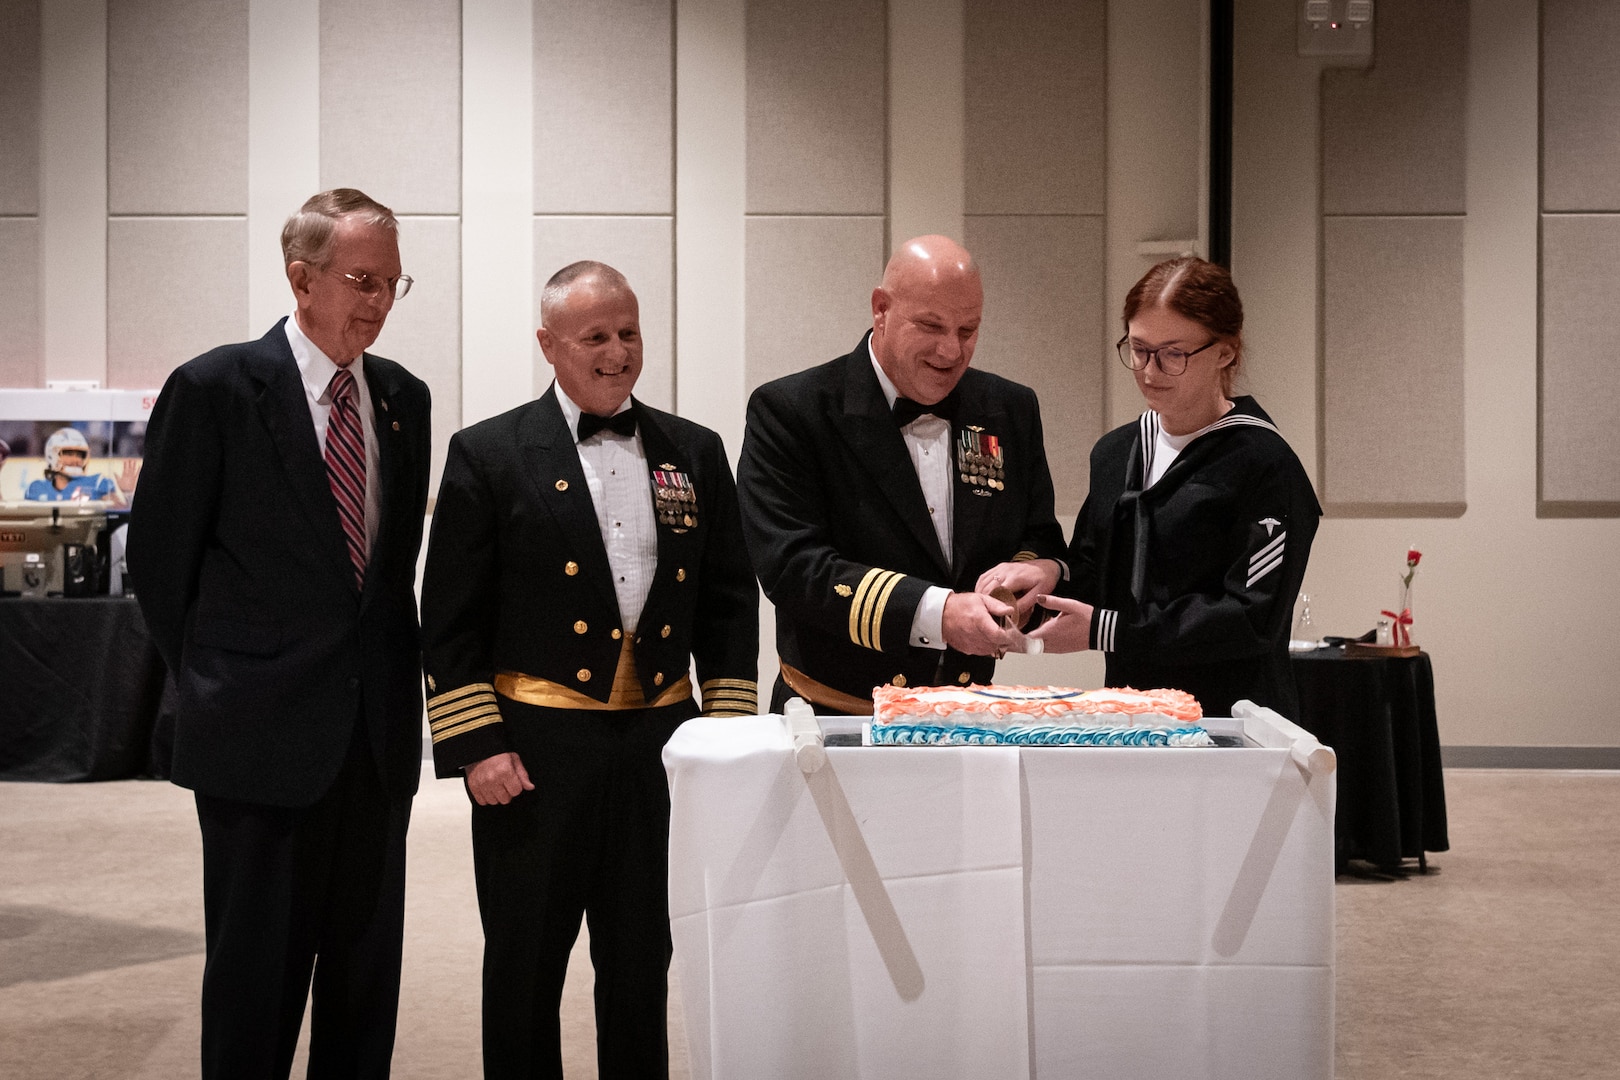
[577,407,637,441]
[892,392,959,428]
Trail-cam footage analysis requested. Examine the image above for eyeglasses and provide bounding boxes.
[320,266,414,301]
[1116,335,1218,376]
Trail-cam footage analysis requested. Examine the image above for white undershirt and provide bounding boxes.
[286,312,381,554]
[553,383,658,635]
[868,343,952,650]
[1147,413,1222,488]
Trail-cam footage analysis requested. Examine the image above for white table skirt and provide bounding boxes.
[664,709,1335,1080]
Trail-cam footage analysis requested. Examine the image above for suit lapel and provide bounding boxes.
[831,343,951,576]
[518,389,619,612]
[247,321,353,586]
[360,355,407,601]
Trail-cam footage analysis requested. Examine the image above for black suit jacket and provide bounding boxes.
[737,332,1066,701]
[129,319,432,807]
[419,388,759,775]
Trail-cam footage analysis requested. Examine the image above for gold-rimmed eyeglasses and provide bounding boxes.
[320,266,414,301]
[1116,335,1217,376]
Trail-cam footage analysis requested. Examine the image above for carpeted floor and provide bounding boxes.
[2,766,1616,1078]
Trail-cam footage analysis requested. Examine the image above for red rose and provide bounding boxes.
[1406,548,1421,566]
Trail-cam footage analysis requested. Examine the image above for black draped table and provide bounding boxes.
[1290,645,1448,872]
[0,597,172,782]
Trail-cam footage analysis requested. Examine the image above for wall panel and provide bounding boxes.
[533,217,674,410]
[534,0,671,215]
[1321,0,1467,216]
[965,214,1105,520]
[1321,216,1464,509]
[745,0,884,215]
[964,0,1105,217]
[1539,215,1620,507]
[108,0,248,214]
[1540,2,1620,514]
[1541,0,1620,212]
[743,216,884,392]
[321,0,460,214]
[0,0,41,216]
[0,220,40,386]
[107,219,247,388]
[370,216,460,494]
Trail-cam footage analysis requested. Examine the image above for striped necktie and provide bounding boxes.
[325,367,367,589]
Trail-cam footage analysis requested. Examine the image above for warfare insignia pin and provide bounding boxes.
[652,468,697,532]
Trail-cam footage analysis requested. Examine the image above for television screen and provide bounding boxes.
[0,390,156,505]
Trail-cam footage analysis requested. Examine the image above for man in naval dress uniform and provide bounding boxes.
[420,261,758,1080]
[737,235,1067,713]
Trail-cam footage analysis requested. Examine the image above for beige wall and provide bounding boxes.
[1233,0,1620,749]
[7,0,1615,749]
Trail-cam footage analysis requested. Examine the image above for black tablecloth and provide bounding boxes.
[1291,646,1449,871]
[0,597,172,782]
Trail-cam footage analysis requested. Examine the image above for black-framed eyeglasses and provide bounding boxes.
[321,266,414,301]
[1115,335,1217,376]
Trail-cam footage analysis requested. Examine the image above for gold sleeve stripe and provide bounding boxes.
[701,673,758,716]
[431,713,504,744]
[704,698,756,712]
[848,568,885,649]
[700,678,758,692]
[427,682,496,716]
[1011,550,1038,562]
[429,699,501,734]
[428,696,498,728]
[866,570,905,652]
[849,568,903,651]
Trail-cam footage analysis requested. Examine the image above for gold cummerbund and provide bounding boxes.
[494,635,691,711]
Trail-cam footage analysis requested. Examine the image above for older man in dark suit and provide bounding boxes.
[421,261,757,1079]
[129,188,431,1079]
[738,235,1067,712]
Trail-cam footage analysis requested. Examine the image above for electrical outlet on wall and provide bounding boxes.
[1298,0,1374,62]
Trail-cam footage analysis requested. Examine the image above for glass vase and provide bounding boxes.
[1394,581,1415,648]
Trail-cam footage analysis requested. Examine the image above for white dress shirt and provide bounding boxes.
[286,312,381,553]
[868,343,952,650]
[553,383,658,635]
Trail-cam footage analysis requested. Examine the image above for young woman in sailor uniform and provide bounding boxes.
[1025,256,1321,718]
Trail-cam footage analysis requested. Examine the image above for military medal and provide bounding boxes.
[957,427,1005,493]
[652,466,697,532]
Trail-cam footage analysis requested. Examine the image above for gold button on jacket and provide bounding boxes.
[564,561,579,576]
[573,620,588,635]
[576,668,591,682]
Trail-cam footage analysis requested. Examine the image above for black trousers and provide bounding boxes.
[472,696,697,1080]
[194,724,412,1080]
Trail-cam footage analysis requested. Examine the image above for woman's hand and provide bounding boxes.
[1023,594,1094,654]
[975,559,1061,624]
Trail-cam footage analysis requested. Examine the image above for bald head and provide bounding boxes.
[880,235,980,296]
[870,235,984,405]
[540,260,633,326]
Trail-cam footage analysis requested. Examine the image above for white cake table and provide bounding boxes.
[663,706,1335,1080]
